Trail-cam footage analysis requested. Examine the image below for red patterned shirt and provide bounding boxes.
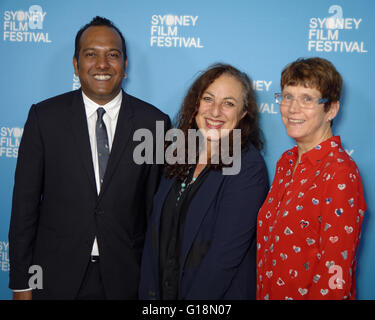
[256,136,366,300]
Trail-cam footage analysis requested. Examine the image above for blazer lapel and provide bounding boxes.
[67,89,97,193]
[180,170,225,270]
[99,91,134,199]
[152,171,225,294]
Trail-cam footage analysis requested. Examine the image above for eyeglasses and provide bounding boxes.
[274,93,328,109]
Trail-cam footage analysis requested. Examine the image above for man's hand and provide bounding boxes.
[13,291,32,300]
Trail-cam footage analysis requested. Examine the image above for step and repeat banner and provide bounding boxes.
[0,0,374,299]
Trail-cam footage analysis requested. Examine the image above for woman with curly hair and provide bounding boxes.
[139,63,269,299]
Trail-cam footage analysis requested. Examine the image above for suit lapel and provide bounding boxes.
[99,91,134,199]
[67,90,97,193]
[180,170,225,269]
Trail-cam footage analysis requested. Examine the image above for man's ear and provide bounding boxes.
[73,57,79,76]
[123,59,128,78]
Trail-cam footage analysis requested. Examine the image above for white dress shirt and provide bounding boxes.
[82,90,122,256]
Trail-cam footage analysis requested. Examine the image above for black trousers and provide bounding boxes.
[76,257,106,300]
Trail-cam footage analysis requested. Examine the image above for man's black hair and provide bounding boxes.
[74,16,127,62]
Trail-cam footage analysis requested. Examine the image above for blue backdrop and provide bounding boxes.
[0,0,374,299]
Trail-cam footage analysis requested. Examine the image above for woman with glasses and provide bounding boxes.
[256,57,366,300]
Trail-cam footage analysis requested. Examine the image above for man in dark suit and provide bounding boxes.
[9,16,170,300]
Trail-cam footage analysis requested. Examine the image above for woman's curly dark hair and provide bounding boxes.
[165,63,263,181]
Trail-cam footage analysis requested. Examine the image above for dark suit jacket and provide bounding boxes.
[9,89,170,299]
[139,142,269,300]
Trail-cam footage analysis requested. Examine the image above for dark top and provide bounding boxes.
[159,166,209,300]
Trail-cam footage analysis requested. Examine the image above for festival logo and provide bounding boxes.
[0,126,23,158]
[73,74,80,90]
[0,241,9,272]
[253,80,277,115]
[150,14,203,48]
[307,5,367,53]
[3,5,51,43]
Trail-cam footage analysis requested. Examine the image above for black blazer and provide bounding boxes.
[9,89,170,299]
[139,142,269,299]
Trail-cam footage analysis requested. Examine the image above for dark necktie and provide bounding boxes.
[96,107,110,185]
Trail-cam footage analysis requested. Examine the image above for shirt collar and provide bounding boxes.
[285,136,342,165]
[82,90,123,120]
